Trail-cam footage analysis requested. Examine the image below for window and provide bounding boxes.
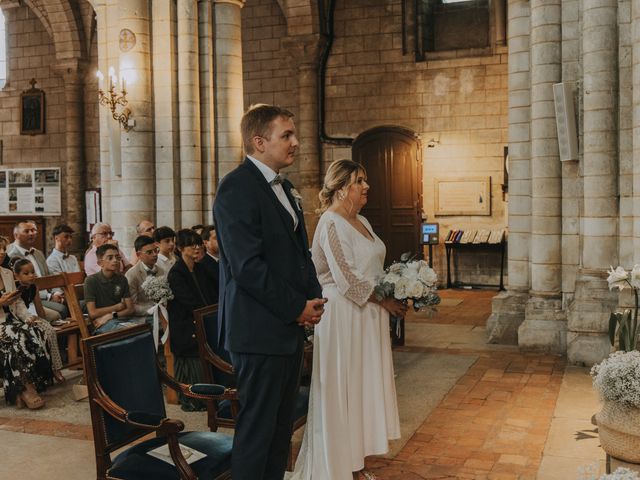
[0,8,5,88]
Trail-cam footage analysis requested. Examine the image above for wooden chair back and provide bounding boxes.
[33,273,86,369]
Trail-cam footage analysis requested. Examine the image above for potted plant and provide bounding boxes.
[607,266,640,351]
[592,351,640,463]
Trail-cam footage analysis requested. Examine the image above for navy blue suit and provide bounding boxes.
[213,158,321,479]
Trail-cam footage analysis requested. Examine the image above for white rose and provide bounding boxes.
[418,265,438,286]
[394,277,410,300]
[630,265,640,290]
[383,272,401,285]
[408,280,424,298]
[608,266,630,291]
[389,263,405,275]
[404,261,420,281]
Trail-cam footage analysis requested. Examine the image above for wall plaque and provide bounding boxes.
[119,29,136,52]
[434,176,491,216]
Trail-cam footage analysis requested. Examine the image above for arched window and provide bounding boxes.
[0,8,5,88]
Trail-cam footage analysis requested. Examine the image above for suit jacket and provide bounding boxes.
[213,158,322,355]
[199,253,220,293]
[7,243,54,299]
[125,260,168,317]
[0,266,35,324]
[167,258,217,357]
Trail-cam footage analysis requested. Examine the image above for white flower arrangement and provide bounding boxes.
[374,252,440,311]
[600,468,640,479]
[591,350,640,408]
[141,275,174,304]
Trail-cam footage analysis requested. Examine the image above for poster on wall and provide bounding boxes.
[0,168,61,216]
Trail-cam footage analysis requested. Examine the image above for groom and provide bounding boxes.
[214,104,326,479]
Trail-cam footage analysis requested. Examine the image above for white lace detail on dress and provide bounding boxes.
[326,220,374,307]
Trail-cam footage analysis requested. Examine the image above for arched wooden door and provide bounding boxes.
[353,127,423,266]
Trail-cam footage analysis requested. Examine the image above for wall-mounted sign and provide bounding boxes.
[434,176,492,216]
[0,168,60,216]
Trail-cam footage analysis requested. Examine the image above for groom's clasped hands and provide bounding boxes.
[297,297,328,327]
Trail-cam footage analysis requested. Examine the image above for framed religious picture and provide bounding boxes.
[20,79,45,135]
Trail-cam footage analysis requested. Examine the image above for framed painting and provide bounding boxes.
[20,79,45,135]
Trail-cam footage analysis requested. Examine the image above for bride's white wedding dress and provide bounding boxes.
[291,211,400,480]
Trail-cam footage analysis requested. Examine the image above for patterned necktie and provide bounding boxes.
[26,248,35,256]
[62,253,70,259]
[270,174,284,186]
[146,268,157,276]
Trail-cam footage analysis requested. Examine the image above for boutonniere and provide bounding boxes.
[290,187,303,211]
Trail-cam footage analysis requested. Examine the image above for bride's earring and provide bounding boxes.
[337,191,345,201]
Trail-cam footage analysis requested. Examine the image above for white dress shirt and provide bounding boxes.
[247,155,298,230]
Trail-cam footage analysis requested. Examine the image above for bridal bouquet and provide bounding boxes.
[142,275,174,346]
[374,253,440,311]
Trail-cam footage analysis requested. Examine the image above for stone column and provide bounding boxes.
[214,0,245,181]
[53,60,87,254]
[486,0,531,344]
[109,0,155,252]
[633,0,640,262]
[199,0,216,223]
[178,0,203,227]
[517,0,566,353]
[283,34,325,235]
[153,0,181,228]
[567,0,619,365]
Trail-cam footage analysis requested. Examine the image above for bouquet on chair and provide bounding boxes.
[142,276,174,346]
[374,252,440,311]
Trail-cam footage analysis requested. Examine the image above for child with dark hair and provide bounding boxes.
[84,244,137,335]
[153,226,177,271]
[168,229,218,411]
[13,258,65,383]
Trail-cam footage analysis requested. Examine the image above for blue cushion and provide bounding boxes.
[109,431,232,480]
[94,331,166,446]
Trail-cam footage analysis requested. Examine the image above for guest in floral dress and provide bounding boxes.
[0,237,52,409]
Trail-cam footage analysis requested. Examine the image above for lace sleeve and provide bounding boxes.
[322,219,374,307]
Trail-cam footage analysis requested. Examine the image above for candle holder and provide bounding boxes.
[98,82,132,131]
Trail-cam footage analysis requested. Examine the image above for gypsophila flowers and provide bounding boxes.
[141,276,174,304]
[599,468,640,480]
[591,350,640,408]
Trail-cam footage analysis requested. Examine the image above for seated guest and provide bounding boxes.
[7,220,67,322]
[0,238,53,409]
[125,235,167,319]
[84,244,138,335]
[46,224,81,274]
[168,229,217,411]
[154,226,177,271]
[84,223,131,275]
[13,258,65,383]
[129,220,155,266]
[198,225,219,288]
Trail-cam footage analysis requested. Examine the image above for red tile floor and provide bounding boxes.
[0,289,568,479]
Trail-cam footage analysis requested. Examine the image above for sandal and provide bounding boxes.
[16,391,45,410]
[53,371,66,384]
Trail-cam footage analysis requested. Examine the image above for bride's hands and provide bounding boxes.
[379,297,408,318]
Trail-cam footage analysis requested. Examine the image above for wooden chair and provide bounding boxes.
[33,272,89,369]
[193,305,309,468]
[82,323,233,480]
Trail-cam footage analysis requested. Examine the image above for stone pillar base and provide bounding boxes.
[566,271,616,366]
[486,290,528,344]
[518,296,567,354]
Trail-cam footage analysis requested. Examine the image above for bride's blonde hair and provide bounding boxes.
[318,159,366,213]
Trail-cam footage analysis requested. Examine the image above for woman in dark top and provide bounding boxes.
[168,229,218,411]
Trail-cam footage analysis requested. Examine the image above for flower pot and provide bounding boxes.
[597,401,640,463]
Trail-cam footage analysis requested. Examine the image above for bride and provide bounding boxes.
[292,159,407,480]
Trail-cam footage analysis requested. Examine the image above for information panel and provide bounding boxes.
[0,168,61,216]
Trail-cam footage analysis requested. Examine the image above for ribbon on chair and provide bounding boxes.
[147,302,170,347]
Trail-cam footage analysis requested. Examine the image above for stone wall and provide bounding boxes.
[241,0,509,285]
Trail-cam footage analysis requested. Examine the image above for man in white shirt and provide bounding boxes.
[47,224,81,274]
[125,235,167,319]
[7,220,67,321]
[129,219,155,266]
[153,226,177,271]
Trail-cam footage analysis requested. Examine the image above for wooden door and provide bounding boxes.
[353,127,422,266]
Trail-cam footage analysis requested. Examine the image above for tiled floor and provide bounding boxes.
[0,289,608,479]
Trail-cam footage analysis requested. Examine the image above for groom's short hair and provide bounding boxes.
[241,104,294,155]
